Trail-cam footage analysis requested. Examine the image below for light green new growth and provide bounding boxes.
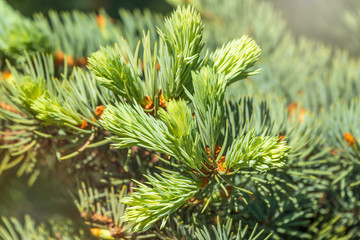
[158,5,205,100]
[10,76,46,111]
[100,102,203,170]
[32,96,84,127]
[0,0,52,58]
[190,67,226,151]
[159,100,202,166]
[88,44,146,105]
[210,36,261,85]
[226,130,290,172]
[159,100,195,141]
[122,172,200,232]
[94,6,288,231]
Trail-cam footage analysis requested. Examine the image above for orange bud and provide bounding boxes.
[188,197,199,205]
[287,102,306,123]
[217,156,226,173]
[298,107,306,123]
[96,14,106,29]
[55,50,64,64]
[95,105,106,118]
[278,134,285,142]
[344,132,356,146]
[90,228,102,237]
[80,119,88,129]
[214,144,221,159]
[205,146,210,155]
[66,56,75,67]
[0,71,11,81]
[159,90,166,108]
[143,96,153,110]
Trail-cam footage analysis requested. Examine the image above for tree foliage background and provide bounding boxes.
[1,0,360,239]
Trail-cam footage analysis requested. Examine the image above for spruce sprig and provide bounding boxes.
[92,5,289,231]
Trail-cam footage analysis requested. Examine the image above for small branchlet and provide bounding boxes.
[226,130,290,172]
[122,172,200,232]
[210,36,261,85]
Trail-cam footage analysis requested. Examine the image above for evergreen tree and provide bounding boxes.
[1,0,360,239]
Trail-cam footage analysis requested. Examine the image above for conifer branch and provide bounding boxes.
[158,5,205,100]
[122,172,200,232]
[210,36,261,85]
[226,130,289,172]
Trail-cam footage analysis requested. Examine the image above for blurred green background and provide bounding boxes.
[6,0,360,52]
[7,0,173,17]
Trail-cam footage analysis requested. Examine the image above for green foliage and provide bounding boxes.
[88,44,146,105]
[1,0,360,239]
[93,6,290,233]
[122,172,200,232]
[196,218,271,240]
[158,5,205,100]
[190,67,226,151]
[0,215,91,240]
[226,130,289,172]
[32,96,84,127]
[101,101,203,171]
[0,0,52,59]
[210,36,261,85]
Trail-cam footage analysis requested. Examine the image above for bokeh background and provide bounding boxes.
[6,0,360,55]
